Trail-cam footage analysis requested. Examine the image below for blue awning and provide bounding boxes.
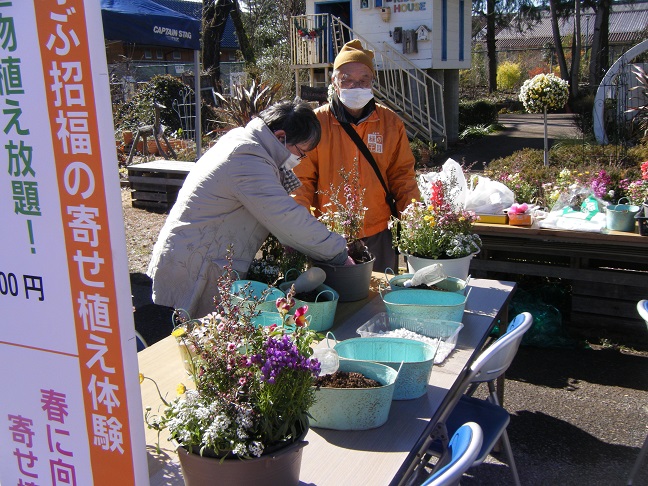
[100,0,200,50]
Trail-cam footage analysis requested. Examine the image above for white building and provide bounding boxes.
[291,0,474,144]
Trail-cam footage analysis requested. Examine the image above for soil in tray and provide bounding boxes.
[314,371,382,388]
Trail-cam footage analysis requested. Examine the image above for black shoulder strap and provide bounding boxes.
[339,122,398,217]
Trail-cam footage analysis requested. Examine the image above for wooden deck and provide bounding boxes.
[470,222,648,344]
[127,160,194,211]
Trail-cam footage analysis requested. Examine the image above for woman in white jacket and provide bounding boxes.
[147,100,349,317]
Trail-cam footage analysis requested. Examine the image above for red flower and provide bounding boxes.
[293,305,309,327]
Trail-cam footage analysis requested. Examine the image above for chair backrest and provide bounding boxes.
[466,312,534,385]
[422,422,484,486]
[638,300,648,331]
[135,331,148,352]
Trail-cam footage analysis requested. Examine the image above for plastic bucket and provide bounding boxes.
[229,280,284,313]
[404,253,475,280]
[279,281,339,332]
[313,258,375,302]
[606,198,640,232]
[382,289,467,322]
[308,359,397,430]
[333,337,437,400]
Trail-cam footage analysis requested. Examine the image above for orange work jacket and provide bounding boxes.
[293,103,420,238]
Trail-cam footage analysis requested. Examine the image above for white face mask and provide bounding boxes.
[282,153,301,170]
[338,88,374,110]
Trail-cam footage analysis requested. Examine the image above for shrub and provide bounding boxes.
[484,144,644,208]
[113,75,192,134]
[459,100,498,132]
[497,61,523,91]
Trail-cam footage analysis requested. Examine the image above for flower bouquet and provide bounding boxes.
[390,170,481,261]
[142,250,321,476]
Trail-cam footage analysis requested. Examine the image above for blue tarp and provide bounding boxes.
[100,0,200,50]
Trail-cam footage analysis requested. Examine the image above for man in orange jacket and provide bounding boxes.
[293,39,421,272]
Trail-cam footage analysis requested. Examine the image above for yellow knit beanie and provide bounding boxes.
[333,39,375,75]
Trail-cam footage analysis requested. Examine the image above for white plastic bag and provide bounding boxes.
[417,159,467,210]
[464,175,515,214]
[538,185,607,232]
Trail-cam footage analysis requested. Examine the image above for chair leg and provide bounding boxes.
[627,433,648,486]
[499,428,521,486]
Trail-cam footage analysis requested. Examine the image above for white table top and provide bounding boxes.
[137,277,516,485]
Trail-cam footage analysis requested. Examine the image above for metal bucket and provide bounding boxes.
[313,257,375,302]
[279,281,339,332]
[382,289,467,322]
[606,197,640,232]
[229,280,284,313]
[333,337,437,400]
[308,359,398,430]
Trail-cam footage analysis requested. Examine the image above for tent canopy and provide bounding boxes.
[100,0,200,50]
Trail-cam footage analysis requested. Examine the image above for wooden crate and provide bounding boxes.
[127,161,195,211]
[471,223,648,347]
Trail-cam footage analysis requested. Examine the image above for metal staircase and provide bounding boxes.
[292,15,446,148]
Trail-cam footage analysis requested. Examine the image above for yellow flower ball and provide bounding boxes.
[177,383,186,395]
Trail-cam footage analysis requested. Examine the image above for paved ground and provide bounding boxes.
[443,113,581,171]
[131,113,648,485]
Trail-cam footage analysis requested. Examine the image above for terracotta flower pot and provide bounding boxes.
[122,130,133,145]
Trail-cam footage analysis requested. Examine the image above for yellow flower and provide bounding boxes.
[411,198,417,203]
[172,327,186,338]
[176,383,186,395]
[139,373,145,384]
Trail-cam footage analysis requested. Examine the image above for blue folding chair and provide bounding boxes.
[421,422,483,486]
[627,300,648,485]
[135,330,148,352]
[415,312,533,486]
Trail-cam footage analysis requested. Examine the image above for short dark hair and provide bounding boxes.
[257,99,321,151]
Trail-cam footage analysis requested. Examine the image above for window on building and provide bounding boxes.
[156,49,163,59]
[144,49,152,59]
[173,50,181,60]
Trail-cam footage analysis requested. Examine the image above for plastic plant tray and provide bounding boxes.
[356,312,463,364]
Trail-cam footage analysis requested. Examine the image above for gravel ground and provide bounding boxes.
[121,172,648,485]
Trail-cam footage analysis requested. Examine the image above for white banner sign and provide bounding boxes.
[0,1,148,484]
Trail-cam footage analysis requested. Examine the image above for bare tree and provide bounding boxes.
[202,0,254,90]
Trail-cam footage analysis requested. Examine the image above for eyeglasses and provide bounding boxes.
[337,75,373,89]
[293,145,307,161]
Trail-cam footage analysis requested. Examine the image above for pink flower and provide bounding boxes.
[293,306,309,327]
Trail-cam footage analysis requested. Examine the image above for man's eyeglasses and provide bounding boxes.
[338,75,373,89]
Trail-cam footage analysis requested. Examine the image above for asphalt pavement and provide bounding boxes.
[443,113,581,171]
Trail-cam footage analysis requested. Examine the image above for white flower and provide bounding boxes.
[249,441,264,457]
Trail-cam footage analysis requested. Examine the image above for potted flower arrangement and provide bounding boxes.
[313,161,375,301]
[141,250,321,485]
[390,168,481,279]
